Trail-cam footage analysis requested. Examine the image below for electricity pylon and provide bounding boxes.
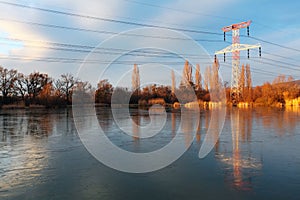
[215,20,261,105]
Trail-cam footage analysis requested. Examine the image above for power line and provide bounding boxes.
[262,57,299,71]
[1,52,296,79]
[0,17,117,35]
[0,18,226,44]
[263,51,300,62]
[2,0,300,56]
[2,38,299,76]
[0,1,299,80]
[2,35,298,76]
[224,54,300,72]
[0,55,196,65]
[221,55,300,74]
[0,40,215,59]
[221,62,297,78]
[1,1,299,56]
[248,36,300,53]
[251,58,299,75]
[2,56,291,80]
[0,1,223,36]
[0,55,217,67]
[122,0,294,38]
[1,19,299,69]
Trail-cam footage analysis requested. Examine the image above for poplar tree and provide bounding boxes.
[131,64,140,91]
[180,60,193,88]
[195,64,202,90]
[171,69,176,94]
[245,64,253,102]
[239,64,246,101]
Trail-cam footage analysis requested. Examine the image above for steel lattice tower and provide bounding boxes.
[215,20,261,105]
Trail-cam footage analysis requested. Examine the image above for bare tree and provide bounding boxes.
[0,66,18,100]
[180,60,193,87]
[12,72,50,104]
[75,81,92,92]
[272,74,286,84]
[287,75,294,82]
[14,73,26,99]
[55,73,78,103]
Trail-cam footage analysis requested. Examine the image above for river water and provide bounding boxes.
[0,107,299,199]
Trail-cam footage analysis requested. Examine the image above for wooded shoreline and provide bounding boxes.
[1,62,299,109]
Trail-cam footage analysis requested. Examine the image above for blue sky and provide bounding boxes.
[0,0,299,87]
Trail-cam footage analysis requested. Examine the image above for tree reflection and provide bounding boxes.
[180,111,194,148]
[131,112,140,141]
[96,107,113,133]
[171,112,176,138]
[0,109,55,194]
[254,107,298,136]
[216,108,262,191]
[0,110,54,143]
[27,113,53,136]
[196,112,202,143]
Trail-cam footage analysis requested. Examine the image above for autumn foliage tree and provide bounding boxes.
[25,72,50,100]
[253,74,300,106]
[0,62,299,108]
[245,64,253,103]
[239,64,246,102]
[95,79,113,105]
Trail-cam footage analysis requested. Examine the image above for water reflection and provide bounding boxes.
[171,112,176,138]
[0,139,49,195]
[216,108,262,191]
[0,110,54,142]
[196,112,201,143]
[1,107,300,199]
[179,112,193,148]
[0,110,55,195]
[285,105,300,115]
[254,107,298,136]
[131,113,140,141]
[128,108,196,149]
[0,109,75,196]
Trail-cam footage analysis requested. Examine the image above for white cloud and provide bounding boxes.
[0,0,127,77]
[0,2,50,59]
[2,28,48,58]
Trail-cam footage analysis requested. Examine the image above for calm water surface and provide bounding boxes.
[0,107,299,199]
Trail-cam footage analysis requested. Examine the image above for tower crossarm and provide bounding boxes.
[215,43,261,55]
[222,20,252,32]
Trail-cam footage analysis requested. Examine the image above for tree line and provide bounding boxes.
[0,66,86,107]
[0,62,299,108]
